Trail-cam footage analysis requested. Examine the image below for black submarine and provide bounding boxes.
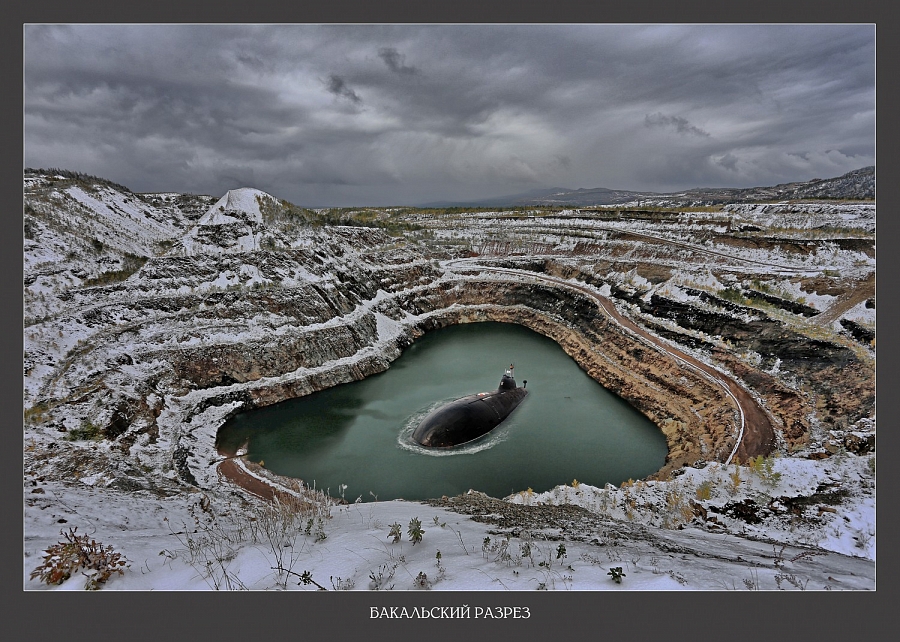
[411,365,528,448]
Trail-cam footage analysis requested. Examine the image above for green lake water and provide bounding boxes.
[216,322,668,501]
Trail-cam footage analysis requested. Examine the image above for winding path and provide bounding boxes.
[216,259,778,501]
[474,217,826,275]
[811,272,875,326]
[446,261,776,463]
[217,458,279,501]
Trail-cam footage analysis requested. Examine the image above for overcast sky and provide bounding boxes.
[24,24,875,207]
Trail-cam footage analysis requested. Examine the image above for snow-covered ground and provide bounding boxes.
[510,451,875,561]
[23,440,875,591]
[181,188,275,255]
[23,172,876,593]
[419,212,874,279]
[724,202,876,234]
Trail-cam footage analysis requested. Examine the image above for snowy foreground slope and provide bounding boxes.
[24,461,874,591]
[23,170,875,591]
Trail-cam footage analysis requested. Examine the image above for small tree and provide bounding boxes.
[749,455,782,488]
[407,517,424,545]
[728,462,742,496]
[695,480,714,501]
[608,567,626,584]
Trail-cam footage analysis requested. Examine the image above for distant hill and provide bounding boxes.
[674,166,875,204]
[417,187,574,209]
[423,166,875,208]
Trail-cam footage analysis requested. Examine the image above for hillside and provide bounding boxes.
[441,166,875,207]
[23,169,875,592]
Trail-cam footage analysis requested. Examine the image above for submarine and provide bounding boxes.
[411,365,528,448]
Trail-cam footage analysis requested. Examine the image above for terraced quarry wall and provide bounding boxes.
[24,177,875,494]
[148,272,741,483]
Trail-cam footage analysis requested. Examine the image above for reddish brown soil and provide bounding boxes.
[217,458,279,501]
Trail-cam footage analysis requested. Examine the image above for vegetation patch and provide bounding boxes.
[779,485,850,514]
[30,527,128,590]
[64,420,104,441]
[81,253,148,287]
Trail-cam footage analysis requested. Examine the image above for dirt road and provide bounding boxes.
[811,272,875,326]
[453,263,776,462]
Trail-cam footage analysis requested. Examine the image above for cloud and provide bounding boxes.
[325,74,362,104]
[23,24,874,205]
[235,52,267,72]
[378,47,418,75]
[554,154,572,170]
[716,153,739,171]
[645,113,711,137]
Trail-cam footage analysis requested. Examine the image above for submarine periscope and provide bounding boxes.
[412,365,528,448]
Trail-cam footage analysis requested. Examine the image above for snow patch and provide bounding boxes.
[841,300,876,326]
[201,188,273,225]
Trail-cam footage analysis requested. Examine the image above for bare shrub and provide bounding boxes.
[30,527,129,590]
[166,488,333,590]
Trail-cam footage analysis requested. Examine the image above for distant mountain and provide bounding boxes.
[667,166,875,205]
[417,187,574,208]
[425,166,875,208]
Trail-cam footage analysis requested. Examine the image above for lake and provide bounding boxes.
[216,322,668,501]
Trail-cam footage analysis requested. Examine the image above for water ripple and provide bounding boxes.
[396,398,512,456]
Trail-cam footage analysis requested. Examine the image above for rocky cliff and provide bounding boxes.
[24,170,875,496]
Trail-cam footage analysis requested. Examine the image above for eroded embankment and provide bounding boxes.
[196,272,774,486]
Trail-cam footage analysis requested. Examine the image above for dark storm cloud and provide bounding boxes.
[325,74,362,104]
[554,155,572,170]
[378,47,419,75]
[24,24,874,206]
[716,153,739,172]
[645,113,711,137]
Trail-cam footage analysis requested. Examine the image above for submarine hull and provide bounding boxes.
[412,386,528,448]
